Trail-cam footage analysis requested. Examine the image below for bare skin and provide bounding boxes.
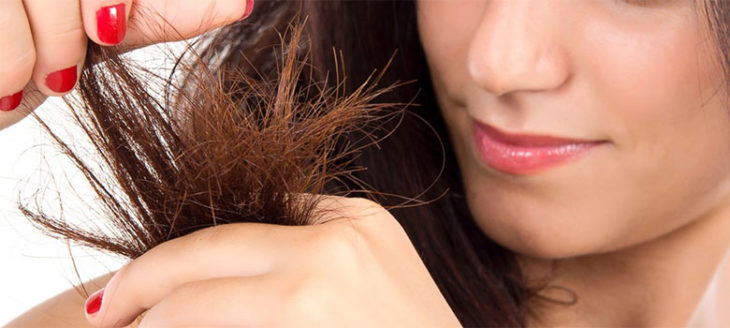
[7,273,114,328]
[6,0,730,326]
[416,0,730,326]
[0,0,253,124]
[521,203,730,326]
[692,251,730,326]
[9,197,461,328]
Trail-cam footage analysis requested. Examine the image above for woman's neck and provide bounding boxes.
[519,203,730,327]
[688,251,730,327]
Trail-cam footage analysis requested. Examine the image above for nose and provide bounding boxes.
[468,0,571,97]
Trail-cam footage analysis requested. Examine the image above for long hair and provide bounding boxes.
[20,0,730,326]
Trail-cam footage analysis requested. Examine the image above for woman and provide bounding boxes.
[3,0,730,326]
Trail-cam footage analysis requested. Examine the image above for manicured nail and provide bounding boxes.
[0,91,23,112]
[238,0,255,21]
[97,3,127,45]
[85,289,104,315]
[46,66,77,93]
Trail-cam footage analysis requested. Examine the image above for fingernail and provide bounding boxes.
[97,3,127,45]
[238,0,255,21]
[85,288,104,315]
[0,91,23,112]
[46,66,78,93]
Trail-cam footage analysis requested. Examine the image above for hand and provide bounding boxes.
[0,0,254,129]
[81,196,462,327]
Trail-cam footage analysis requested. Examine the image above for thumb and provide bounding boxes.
[84,0,254,49]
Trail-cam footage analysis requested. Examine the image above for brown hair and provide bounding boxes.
[20,0,730,326]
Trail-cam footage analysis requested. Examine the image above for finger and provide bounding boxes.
[121,0,254,47]
[81,0,132,46]
[23,0,86,96]
[138,275,287,328]
[87,195,372,327]
[0,82,49,130]
[0,0,35,112]
[84,222,316,328]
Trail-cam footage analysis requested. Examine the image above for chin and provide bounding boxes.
[465,199,623,260]
[477,221,595,260]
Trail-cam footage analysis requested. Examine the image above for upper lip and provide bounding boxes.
[473,120,607,147]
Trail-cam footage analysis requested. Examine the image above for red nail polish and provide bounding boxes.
[97,3,127,45]
[0,91,23,112]
[238,0,255,21]
[46,66,77,93]
[85,289,104,315]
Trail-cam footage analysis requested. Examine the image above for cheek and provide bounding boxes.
[541,10,730,254]
[586,10,730,195]
[583,8,725,151]
[418,1,730,258]
[416,0,483,101]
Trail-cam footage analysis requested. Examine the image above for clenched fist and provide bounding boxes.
[83,196,462,327]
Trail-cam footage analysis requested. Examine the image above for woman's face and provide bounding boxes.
[416,0,730,258]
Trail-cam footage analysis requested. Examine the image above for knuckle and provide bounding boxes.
[309,221,368,269]
[49,22,85,43]
[346,197,403,235]
[321,196,400,237]
[52,30,87,58]
[30,23,85,66]
[348,196,381,208]
[310,195,386,224]
[351,197,392,220]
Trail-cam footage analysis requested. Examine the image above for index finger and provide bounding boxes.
[99,0,253,49]
[0,0,34,113]
[85,195,376,328]
[83,222,315,328]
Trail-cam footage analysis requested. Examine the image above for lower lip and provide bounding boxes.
[472,121,604,175]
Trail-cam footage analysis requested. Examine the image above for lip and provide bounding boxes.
[471,119,607,175]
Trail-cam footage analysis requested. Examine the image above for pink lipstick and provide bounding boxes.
[472,119,606,175]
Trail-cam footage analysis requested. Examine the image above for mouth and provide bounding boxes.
[471,119,609,175]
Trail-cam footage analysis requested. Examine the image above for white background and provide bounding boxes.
[0,100,126,325]
[0,44,180,325]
